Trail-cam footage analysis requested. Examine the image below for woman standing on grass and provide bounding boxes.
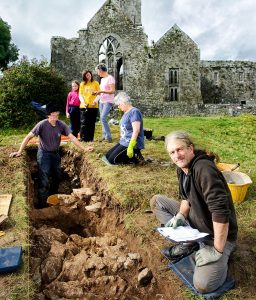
[79,70,100,142]
[66,80,81,138]
[93,63,115,143]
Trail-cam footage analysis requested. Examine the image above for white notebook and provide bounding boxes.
[157,226,209,243]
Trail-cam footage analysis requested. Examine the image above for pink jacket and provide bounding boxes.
[66,91,80,113]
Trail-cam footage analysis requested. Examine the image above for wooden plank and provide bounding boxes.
[0,215,8,226]
[0,194,12,216]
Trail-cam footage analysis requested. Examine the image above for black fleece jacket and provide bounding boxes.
[177,150,238,242]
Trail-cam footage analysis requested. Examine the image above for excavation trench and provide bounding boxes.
[26,148,169,300]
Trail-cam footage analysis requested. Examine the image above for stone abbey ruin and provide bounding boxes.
[51,0,256,116]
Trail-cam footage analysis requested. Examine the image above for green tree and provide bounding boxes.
[0,18,19,71]
[0,58,69,128]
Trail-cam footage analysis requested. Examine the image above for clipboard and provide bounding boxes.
[157,226,209,243]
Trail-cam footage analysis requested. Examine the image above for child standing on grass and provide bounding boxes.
[66,80,81,138]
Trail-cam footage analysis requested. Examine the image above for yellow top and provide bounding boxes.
[79,80,100,108]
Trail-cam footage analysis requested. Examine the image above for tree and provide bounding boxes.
[0,58,69,128]
[0,18,19,71]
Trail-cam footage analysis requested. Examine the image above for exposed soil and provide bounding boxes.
[1,145,256,299]
[26,148,181,300]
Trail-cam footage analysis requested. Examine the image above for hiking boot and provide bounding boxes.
[135,150,144,162]
[162,243,199,260]
[99,138,112,143]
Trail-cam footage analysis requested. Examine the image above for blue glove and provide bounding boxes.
[195,245,223,267]
[165,212,186,229]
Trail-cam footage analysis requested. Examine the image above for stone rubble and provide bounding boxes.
[30,186,156,299]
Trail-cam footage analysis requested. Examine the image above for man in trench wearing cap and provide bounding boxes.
[10,103,93,208]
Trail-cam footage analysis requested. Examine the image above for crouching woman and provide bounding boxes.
[105,92,144,165]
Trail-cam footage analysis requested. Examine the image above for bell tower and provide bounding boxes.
[115,0,142,26]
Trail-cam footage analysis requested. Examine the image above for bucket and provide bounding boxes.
[222,171,252,204]
[47,194,59,206]
[216,163,240,172]
[144,128,153,140]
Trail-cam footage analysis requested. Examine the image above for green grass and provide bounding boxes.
[0,140,33,299]
[86,114,256,210]
[87,114,256,299]
[0,114,255,299]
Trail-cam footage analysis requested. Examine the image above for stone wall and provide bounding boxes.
[135,99,256,117]
[200,61,256,104]
[51,0,202,106]
[114,0,142,25]
[51,0,149,99]
[151,24,201,104]
[51,0,256,116]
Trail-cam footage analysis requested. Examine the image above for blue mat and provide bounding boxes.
[0,246,22,273]
[169,254,235,300]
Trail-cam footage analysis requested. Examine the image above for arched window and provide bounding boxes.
[98,36,123,90]
[168,68,180,101]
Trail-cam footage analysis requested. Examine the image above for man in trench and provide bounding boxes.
[10,102,93,209]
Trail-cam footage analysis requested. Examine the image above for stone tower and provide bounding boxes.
[51,0,256,116]
[114,0,142,26]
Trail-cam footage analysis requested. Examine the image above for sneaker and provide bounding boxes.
[99,138,112,143]
[162,243,199,260]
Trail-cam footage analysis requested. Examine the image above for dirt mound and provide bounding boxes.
[31,225,157,299]
[29,187,161,300]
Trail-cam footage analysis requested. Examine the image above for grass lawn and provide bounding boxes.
[88,114,256,208]
[0,114,255,299]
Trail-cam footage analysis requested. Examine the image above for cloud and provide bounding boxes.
[1,0,256,61]
[168,0,256,60]
[1,0,106,60]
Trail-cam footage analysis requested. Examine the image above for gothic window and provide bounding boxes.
[168,68,179,101]
[238,72,244,83]
[119,0,124,9]
[132,15,136,25]
[169,87,178,101]
[98,36,123,90]
[213,71,219,85]
[169,69,179,85]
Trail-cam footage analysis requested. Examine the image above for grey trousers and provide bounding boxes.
[150,194,236,293]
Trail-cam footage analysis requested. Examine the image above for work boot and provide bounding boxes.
[162,242,199,260]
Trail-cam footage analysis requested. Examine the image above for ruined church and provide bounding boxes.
[51,0,256,116]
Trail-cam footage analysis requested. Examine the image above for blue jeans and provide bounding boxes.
[99,101,113,140]
[37,149,62,208]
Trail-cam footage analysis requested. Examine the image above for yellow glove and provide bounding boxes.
[127,139,137,158]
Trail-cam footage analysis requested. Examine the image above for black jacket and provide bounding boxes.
[177,150,238,242]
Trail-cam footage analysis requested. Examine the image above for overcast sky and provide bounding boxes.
[1,0,256,62]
